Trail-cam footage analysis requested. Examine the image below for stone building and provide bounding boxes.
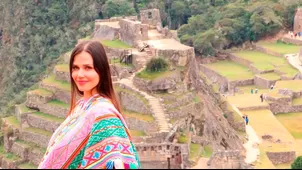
[140,9,162,28]
[294,8,302,33]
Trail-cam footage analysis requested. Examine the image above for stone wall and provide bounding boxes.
[294,8,302,33]
[266,151,296,165]
[94,15,137,27]
[38,103,68,118]
[104,46,125,58]
[40,83,71,104]
[135,143,189,169]
[237,105,270,111]
[199,64,228,89]
[269,103,302,114]
[26,92,53,109]
[115,83,151,115]
[228,79,254,91]
[228,53,252,67]
[26,114,61,133]
[253,44,284,58]
[119,19,148,46]
[54,69,70,83]
[19,130,50,148]
[249,64,274,74]
[207,150,251,169]
[156,48,195,67]
[281,37,302,45]
[125,117,158,135]
[140,9,161,27]
[93,25,119,41]
[166,102,202,120]
[254,75,278,88]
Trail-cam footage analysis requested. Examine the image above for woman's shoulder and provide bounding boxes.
[89,96,119,119]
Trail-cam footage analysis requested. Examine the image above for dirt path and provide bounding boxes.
[232,105,261,164]
[286,53,302,73]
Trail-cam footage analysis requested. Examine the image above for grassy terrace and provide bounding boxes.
[29,88,53,97]
[15,139,46,153]
[2,116,21,128]
[129,130,146,137]
[101,40,132,49]
[24,127,52,137]
[189,143,202,162]
[275,80,302,92]
[18,162,37,169]
[42,75,71,91]
[47,99,70,109]
[32,112,65,123]
[136,69,175,81]
[232,50,298,77]
[123,110,155,122]
[259,72,281,80]
[55,64,69,72]
[292,97,302,105]
[242,109,295,144]
[18,104,36,113]
[203,60,254,81]
[275,112,302,139]
[257,41,301,54]
[114,85,148,105]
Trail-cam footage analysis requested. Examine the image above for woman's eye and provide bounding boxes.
[85,66,92,70]
[72,66,79,71]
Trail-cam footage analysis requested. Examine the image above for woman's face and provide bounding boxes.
[72,51,100,94]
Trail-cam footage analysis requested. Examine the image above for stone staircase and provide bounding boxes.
[117,67,172,133]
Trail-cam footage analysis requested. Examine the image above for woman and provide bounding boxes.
[38,40,140,169]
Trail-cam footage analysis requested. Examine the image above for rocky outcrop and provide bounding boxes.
[266,151,296,165]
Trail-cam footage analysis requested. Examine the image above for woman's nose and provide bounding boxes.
[78,69,85,77]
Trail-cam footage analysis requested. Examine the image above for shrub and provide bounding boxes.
[292,156,302,169]
[146,57,168,73]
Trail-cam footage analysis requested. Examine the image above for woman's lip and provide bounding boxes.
[77,81,88,85]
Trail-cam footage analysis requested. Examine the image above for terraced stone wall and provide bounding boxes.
[281,37,302,46]
[155,48,195,67]
[207,150,250,169]
[135,143,189,169]
[269,103,302,114]
[253,44,283,58]
[254,75,278,88]
[93,25,120,41]
[199,64,228,90]
[228,53,252,67]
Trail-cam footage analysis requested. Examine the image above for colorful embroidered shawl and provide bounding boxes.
[38,95,140,169]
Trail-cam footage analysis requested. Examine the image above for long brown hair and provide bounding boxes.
[68,40,121,116]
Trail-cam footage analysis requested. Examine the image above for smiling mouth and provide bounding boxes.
[77,81,88,85]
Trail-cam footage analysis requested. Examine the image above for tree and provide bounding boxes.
[292,156,302,169]
[102,0,136,18]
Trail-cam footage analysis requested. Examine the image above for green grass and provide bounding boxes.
[129,130,146,137]
[18,162,38,169]
[277,65,299,78]
[275,80,302,92]
[43,75,71,91]
[136,69,174,81]
[292,98,302,105]
[259,72,281,80]
[275,112,302,139]
[15,139,46,153]
[3,116,20,128]
[55,64,69,72]
[189,143,202,162]
[201,145,213,158]
[18,104,35,113]
[47,99,70,109]
[233,50,299,77]
[30,88,53,97]
[257,41,301,54]
[101,40,131,49]
[32,112,65,123]
[114,85,149,105]
[24,127,52,137]
[204,60,254,80]
[193,95,201,103]
[178,134,188,143]
[123,110,154,122]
